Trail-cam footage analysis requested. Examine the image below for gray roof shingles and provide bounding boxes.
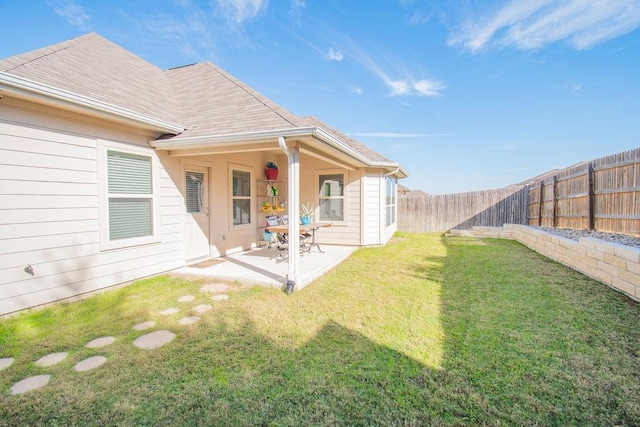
[1,33,397,167]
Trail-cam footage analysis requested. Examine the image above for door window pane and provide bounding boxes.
[186,171,204,213]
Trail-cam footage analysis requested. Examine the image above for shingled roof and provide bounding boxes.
[0,33,405,174]
[165,62,302,138]
[0,33,181,126]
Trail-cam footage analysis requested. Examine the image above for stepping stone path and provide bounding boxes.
[132,321,156,331]
[7,283,233,394]
[0,357,14,370]
[192,304,212,313]
[10,375,50,395]
[86,336,116,348]
[134,330,176,350]
[74,356,107,372]
[200,283,228,293]
[178,316,201,325]
[35,352,68,367]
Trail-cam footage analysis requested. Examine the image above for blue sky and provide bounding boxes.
[2,0,639,194]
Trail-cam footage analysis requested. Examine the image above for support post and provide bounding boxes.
[279,137,300,291]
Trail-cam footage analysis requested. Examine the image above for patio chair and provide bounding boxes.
[270,229,313,261]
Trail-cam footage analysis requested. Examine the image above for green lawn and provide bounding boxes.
[1,233,640,425]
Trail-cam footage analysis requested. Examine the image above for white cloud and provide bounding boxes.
[351,86,363,94]
[383,78,445,97]
[216,0,268,25]
[449,0,640,51]
[324,47,343,61]
[49,0,91,30]
[408,11,433,26]
[413,79,446,97]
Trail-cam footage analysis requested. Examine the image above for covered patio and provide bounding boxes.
[170,244,357,290]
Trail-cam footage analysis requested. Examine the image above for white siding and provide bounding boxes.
[362,171,384,246]
[0,98,184,315]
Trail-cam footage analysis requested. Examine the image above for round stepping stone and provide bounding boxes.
[192,304,212,313]
[74,356,107,372]
[0,357,15,370]
[133,330,175,350]
[200,283,228,293]
[160,307,180,315]
[178,316,201,325]
[178,295,195,302]
[132,321,156,331]
[86,336,116,348]
[212,294,229,301]
[10,375,50,394]
[35,352,68,367]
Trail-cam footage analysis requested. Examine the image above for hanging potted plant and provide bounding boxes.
[300,202,314,225]
[265,161,278,180]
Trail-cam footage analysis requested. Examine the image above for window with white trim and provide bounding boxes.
[386,176,397,227]
[231,168,251,226]
[107,150,154,240]
[318,172,344,221]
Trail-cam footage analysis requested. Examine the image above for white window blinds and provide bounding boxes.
[107,150,153,240]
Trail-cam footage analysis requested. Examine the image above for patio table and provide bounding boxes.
[266,222,332,253]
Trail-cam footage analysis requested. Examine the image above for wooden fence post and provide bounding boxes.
[587,162,595,230]
[552,175,558,228]
[538,181,544,226]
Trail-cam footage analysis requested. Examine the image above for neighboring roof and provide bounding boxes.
[0,33,181,126]
[0,33,406,177]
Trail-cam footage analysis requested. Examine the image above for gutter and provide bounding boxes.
[0,72,185,134]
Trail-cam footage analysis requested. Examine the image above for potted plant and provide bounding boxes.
[265,161,278,180]
[300,202,314,225]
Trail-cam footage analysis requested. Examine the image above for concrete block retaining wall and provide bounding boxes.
[448,224,640,302]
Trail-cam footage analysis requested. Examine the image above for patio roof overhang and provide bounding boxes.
[149,127,408,178]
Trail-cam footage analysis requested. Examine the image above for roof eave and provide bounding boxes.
[0,71,185,134]
[150,126,408,177]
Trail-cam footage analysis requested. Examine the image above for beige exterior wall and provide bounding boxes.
[0,97,184,315]
[0,97,399,314]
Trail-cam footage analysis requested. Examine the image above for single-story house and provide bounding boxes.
[0,33,407,315]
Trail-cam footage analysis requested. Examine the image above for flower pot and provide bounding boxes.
[301,216,311,225]
[265,168,278,180]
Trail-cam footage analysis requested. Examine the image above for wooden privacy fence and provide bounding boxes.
[528,147,640,235]
[398,186,529,233]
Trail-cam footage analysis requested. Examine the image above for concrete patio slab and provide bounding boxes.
[173,245,357,290]
[159,308,180,315]
[192,304,212,313]
[178,295,195,302]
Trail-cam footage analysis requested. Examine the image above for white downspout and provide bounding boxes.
[278,136,300,293]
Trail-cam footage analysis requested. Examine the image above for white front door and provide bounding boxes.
[184,165,210,261]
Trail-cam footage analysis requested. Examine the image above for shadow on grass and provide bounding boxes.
[3,234,640,426]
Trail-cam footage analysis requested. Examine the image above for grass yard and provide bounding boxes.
[1,233,640,425]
